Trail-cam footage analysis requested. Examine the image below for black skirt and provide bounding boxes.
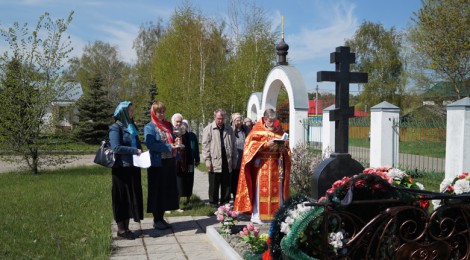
[147,158,180,213]
[177,170,194,197]
[111,166,144,223]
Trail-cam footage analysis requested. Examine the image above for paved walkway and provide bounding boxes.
[110,167,234,260]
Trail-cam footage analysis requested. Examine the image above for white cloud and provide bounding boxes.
[94,20,140,64]
[287,2,358,62]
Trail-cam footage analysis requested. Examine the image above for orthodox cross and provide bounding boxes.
[317,46,368,153]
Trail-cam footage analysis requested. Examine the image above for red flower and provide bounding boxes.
[419,196,429,209]
[371,182,384,191]
[458,172,469,179]
[262,249,271,260]
[363,168,375,174]
[354,179,366,189]
[447,185,454,192]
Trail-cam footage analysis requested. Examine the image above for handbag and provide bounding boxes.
[93,140,115,168]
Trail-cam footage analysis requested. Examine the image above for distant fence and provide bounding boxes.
[303,116,446,174]
[349,117,370,167]
[396,118,446,175]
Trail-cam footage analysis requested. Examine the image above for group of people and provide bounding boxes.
[202,108,291,224]
[109,100,291,240]
[109,100,200,240]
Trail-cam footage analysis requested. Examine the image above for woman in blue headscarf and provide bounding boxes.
[109,101,143,240]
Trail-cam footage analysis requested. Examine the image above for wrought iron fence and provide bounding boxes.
[396,118,446,176]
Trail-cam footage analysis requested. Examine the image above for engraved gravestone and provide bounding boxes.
[312,46,368,199]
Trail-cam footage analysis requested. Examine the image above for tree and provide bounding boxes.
[153,3,229,123]
[74,77,113,144]
[0,12,74,174]
[226,0,277,115]
[65,41,128,104]
[132,21,164,126]
[345,21,404,109]
[408,0,469,99]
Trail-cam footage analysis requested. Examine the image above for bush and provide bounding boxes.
[289,142,325,195]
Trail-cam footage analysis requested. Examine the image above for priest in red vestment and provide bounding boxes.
[234,108,291,223]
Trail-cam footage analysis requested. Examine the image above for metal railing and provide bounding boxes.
[303,116,447,174]
[396,118,446,176]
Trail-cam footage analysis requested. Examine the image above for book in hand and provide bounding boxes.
[273,133,288,144]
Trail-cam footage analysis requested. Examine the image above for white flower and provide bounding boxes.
[284,216,295,225]
[280,222,291,235]
[415,182,424,190]
[440,178,453,192]
[387,168,405,180]
[432,200,441,209]
[328,231,344,249]
[453,179,470,194]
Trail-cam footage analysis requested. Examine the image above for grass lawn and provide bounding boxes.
[0,165,215,259]
[349,138,445,158]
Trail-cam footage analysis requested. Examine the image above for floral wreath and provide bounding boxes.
[268,167,427,259]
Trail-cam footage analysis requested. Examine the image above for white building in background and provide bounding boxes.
[42,84,82,133]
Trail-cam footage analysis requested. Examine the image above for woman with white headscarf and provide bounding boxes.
[109,101,143,240]
[171,114,195,207]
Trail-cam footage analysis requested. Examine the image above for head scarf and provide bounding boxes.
[182,119,190,132]
[150,107,174,144]
[113,101,139,136]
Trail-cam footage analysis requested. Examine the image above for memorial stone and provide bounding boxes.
[312,46,368,199]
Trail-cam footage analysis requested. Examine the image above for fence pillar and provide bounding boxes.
[322,105,335,154]
[445,97,470,179]
[370,101,400,168]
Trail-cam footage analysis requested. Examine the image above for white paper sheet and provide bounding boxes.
[133,151,151,168]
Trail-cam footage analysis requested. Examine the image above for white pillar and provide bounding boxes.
[370,101,400,168]
[322,105,335,154]
[445,97,470,179]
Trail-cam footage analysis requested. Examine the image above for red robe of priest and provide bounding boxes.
[233,118,291,221]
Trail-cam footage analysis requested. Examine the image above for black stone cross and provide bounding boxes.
[317,46,368,153]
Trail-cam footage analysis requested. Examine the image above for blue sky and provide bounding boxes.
[0,0,422,93]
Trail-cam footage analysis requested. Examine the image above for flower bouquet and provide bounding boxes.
[433,172,470,209]
[214,203,239,235]
[239,223,269,254]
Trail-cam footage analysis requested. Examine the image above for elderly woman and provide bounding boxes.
[171,114,194,208]
[230,113,248,201]
[144,101,179,230]
[109,101,143,240]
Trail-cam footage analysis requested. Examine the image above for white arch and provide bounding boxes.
[246,92,263,122]
[260,66,309,149]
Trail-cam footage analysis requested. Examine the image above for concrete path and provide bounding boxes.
[110,166,237,260]
[0,154,96,173]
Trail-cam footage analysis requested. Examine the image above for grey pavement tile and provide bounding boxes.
[186,251,226,260]
[112,238,144,247]
[173,227,204,236]
[180,242,217,252]
[110,255,148,260]
[141,227,173,237]
[144,235,178,245]
[147,253,187,260]
[175,234,208,244]
[146,243,182,254]
[110,245,146,256]
[171,220,200,229]
[167,216,194,222]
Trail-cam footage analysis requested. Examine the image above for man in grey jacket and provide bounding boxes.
[202,108,236,207]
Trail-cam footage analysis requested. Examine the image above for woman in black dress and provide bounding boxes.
[109,101,143,240]
[144,101,179,230]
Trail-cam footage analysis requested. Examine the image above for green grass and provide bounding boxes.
[349,138,445,158]
[0,166,112,259]
[0,165,215,259]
